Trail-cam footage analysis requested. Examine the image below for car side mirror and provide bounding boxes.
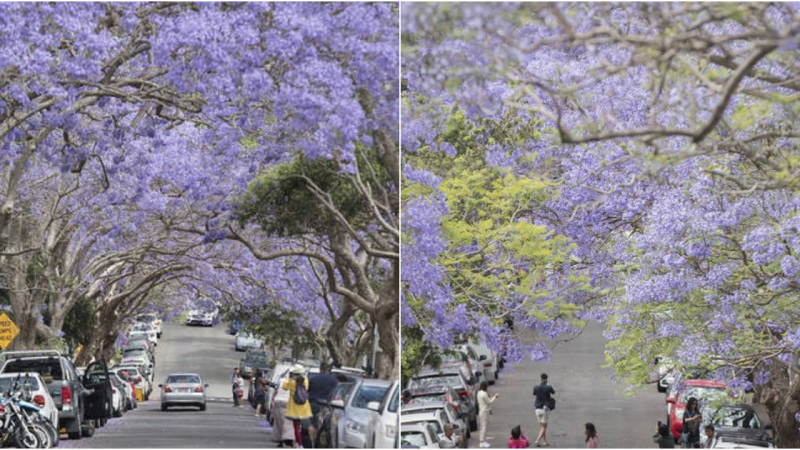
[479,355,487,361]
[366,401,381,412]
[330,399,345,409]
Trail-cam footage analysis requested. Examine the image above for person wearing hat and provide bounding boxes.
[283,364,312,448]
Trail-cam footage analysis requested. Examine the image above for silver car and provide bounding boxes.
[340,378,395,448]
[159,373,208,411]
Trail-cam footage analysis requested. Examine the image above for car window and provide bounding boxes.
[167,375,201,384]
[0,376,40,391]
[387,387,399,413]
[330,382,352,402]
[709,408,761,429]
[401,431,426,447]
[445,403,457,419]
[408,375,462,390]
[351,384,389,409]
[439,410,448,425]
[411,393,447,405]
[124,349,147,358]
[3,360,64,381]
[406,419,442,435]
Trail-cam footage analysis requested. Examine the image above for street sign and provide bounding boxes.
[0,313,19,350]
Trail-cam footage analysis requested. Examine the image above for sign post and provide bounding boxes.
[0,313,20,351]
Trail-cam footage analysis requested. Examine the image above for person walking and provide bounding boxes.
[231,367,244,407]
[477,381,499,448]
[307,362,338,444]
[254,375,267,417]
[283,364,312,449]
[533,373,555,447]
[682,397,702,448]
[653,422,673,448]
[585,423,598,448]
[508,425,530,448]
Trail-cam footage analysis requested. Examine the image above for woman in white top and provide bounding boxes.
[476,381,499,448]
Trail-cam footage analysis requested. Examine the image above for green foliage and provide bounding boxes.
[61,296,97,353]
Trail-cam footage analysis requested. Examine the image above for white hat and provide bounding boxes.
[290,364,305,375]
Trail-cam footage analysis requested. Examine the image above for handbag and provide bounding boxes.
[545,397,556,411]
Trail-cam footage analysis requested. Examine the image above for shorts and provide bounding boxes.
[535,408,549,424]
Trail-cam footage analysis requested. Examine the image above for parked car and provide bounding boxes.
[453,343,490,385]
[235,331,264,352]
[667,379,731,440]
[401,408,458,447]
[653,356,678,393]
[229,319,243,335]
[339,378,395,448]
[0,372,59,436]
[407,386,469,427]
[707,433,776,448]
[108,375,126,417]
[120,348,153,373]
[115,365,152,399]
[408,367,478,431]
[160,373,208,411]
[464,341,499,385]
[136,313,163,338]
[82,361,115,427]
[0,350,111,440]
[400,422,441,449]
[239,349,270,380]
[403,400,469,441]
[186,309,214,326]
[316,380,357,448]
[111,370,137,410]
[123,340,155,366]
[265,363,293,423]
[370,381,399,448]
[129,322,158,346]
[700,404,775,448]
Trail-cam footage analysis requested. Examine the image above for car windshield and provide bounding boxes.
[408,375,461,390]
[132,324,151,331]
[124,349,146,358]
[682,386,728,404]
[440,352,465,363]
[411,393,447,405]
[352,384,389,409]
[119,368,141,377]
[401,431,427,447]
[3,360,64,381]
[0,376,40,392]
[708,408,762,429]
[167,375,200,384]
[388,387,399,413]
[139,314,156,322]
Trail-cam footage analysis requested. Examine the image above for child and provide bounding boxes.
[508,425,530,448]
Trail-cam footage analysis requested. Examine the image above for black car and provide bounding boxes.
[702,404,775,447]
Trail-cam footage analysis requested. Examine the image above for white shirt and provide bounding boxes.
[477,390,496,413]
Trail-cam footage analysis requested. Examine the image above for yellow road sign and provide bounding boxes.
[0,312,20,350]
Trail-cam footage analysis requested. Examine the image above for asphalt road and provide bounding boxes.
[64,321,276,448]
[474,321,668,449]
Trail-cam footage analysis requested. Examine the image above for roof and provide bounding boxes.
[0,372,45,378]
[402,401,447,412]
[401,410,442,423]
[401,422,434,433]
[165,373,202,378]
[416,367,462,377]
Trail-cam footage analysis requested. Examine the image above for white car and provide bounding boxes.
[115,365,152,400]
[340,378,395,448]
[654,356,677,393]
[108,375,125,417]
[402,400,467,441]
[110,370,137,410]
[400,422,441,449]
[457,342,497,384]
[136,313,163,338]
[265,363,293,422]
[186,309,214,326]
[129,322,158,346]
[369,381,399,448]
[0,373,59,433]
[235,331,264,352]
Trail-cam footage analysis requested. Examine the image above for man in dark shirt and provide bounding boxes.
[533,373,555,447]
[307,362,339,445]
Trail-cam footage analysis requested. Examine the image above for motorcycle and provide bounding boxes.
[0,376,54,448]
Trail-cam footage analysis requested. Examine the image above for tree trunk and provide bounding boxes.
[753,360,800,448]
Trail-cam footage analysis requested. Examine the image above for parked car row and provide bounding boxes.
[400,339,504,448]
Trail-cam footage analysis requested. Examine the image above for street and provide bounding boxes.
[476,322,666,448]
[64,321,275,448]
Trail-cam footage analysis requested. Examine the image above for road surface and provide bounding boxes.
[472,321,668,448]
[65,321,275,448]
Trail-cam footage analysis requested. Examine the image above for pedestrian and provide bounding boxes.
[307,362,338,444]
[681,397,702,448]
[283,364,312,449]
[703,425,715,448]
[402,389,413,405]
[477,380,499,448]
[585,423,598,448]
[439,423,465,448]
[508,424,530,448]
[533,373,555,447]
[254,376,267,417]
[653,422,673,448]
[231,367,244,407]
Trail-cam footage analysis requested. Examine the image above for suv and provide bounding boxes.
[408,368,478,431]
[0,351,112,440]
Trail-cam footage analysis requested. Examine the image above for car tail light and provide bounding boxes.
[483,363,492,367]
[457,390,470,398]
[62,386,72,405]
[195,385,203,393]
[33,395,45,407]
[164,385,172,393]
[0,404,5,413]
[135,377,142,384]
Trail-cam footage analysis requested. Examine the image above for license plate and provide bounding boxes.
[178,388,192,393]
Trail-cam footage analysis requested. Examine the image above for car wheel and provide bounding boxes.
[162,404,168,411]
[67,417,82,440]
[81,420,95,438]
[199,403,206,411]
[657,384,667,393]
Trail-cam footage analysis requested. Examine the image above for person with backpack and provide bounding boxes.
[533,373,555,447]
[283,364,312,448]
